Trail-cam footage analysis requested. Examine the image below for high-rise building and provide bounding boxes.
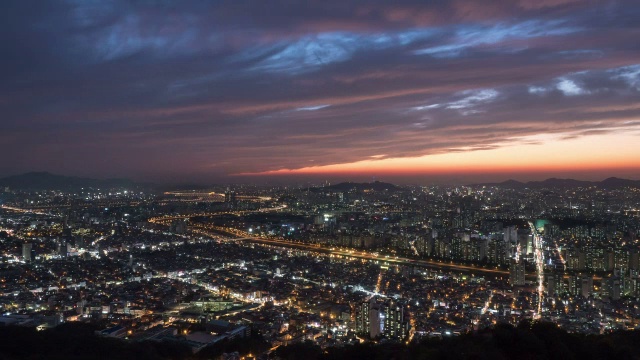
[369,303,384,338]
[224,189,237,204]
[604,250,615,271]
[57,240,68,257]
[22,243,32,262]
[545,271,559,296]
[355,298,410,340]
[488,238,508,265]
[630,250,640,271]
[586,246,606,272]
[503,226,517,245]
[604,276,621,300]
[623,269,640,297]
[566,248,586,271]
[568,275,580,296]
[580,276,593,298]
[383,301,410,340]
[614,248,630,271]
[568,274,593,298]
[474,238,488,262]
[509,259,526,286]
[517,229,533,256]
[451,236,463,260]
[355,300,370,335]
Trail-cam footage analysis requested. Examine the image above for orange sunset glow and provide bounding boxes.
[245,132,640,180]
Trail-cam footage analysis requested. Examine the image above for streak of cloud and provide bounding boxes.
[0,0,639,182]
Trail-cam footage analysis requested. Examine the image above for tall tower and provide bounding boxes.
[355,300,370,334]
[509,259,526,286]
[22,243,32,262]
[369,302,384,338]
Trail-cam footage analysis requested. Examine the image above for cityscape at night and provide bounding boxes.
[2,1,640,359]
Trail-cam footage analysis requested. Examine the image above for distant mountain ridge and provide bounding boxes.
[0,172,146,191]
[311,181,401,192]
[474,177,640,189]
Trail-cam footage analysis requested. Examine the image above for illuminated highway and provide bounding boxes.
[529,221,545,319]
[244,237,510,276]
[146,206,559,279]
[552,238,566,271]
[163,191,272,202]
[190,224,513,278]
[0,204,53,216]
[147,205,288,225]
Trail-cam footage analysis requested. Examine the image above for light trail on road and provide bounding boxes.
[148,207,563,280]
[200,229,514,278]
[1,204,51,216]
[529,221,545,319]
[481,291,494,315]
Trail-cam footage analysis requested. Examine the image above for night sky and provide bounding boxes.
[2,1,640,184]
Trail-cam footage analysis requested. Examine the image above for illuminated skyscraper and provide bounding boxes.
[22,243,32,262]
[509,259,526,286]
[384,300,410,340]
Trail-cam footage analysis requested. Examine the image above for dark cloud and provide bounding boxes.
[1,0,639,182]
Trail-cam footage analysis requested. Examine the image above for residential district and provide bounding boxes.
[1,178,640,357]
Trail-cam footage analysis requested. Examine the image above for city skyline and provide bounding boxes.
[2,0,640,183]
[2,167,640,355]
[4,2,640,356]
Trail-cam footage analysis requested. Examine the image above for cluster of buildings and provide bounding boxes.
[0,180,639,356]
[355,298,410,339]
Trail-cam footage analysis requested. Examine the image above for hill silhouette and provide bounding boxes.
[3,321,640,359]
[474,177,640,189]
[0,172,147,191]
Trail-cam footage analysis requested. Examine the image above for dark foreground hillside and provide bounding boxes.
[2,321,640,360]
[281,321,640,360]
[0,323,191,360]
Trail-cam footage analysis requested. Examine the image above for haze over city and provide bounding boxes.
[2,0,640,184]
